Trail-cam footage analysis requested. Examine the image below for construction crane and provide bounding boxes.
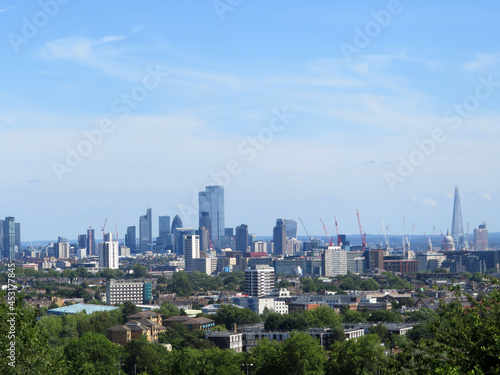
[101,217,108,240]
[381,220,389,250]
[356,209,367,251]
[334,216,341,246]
[115,222,119,245]
[320,218,333,246]
[298,217,312,240]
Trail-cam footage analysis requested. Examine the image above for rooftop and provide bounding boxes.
[48,303,119,315]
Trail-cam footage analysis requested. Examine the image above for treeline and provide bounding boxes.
[3,284,500,374]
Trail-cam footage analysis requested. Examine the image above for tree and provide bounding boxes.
[64,332,121,374]
[168,271,194,297]
[121,301,141,322]
[0,292,67,375]
[155,300,180,319]
[341,309,367,323]
[368,323,388,342]
[303,306,341,329]
[326,334,387,375]
[133,264,148,278]
[213,304,261,330]
[368,310,403,323]
[280,333,328,375]
[123,335,168,375]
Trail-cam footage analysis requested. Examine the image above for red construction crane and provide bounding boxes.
[356,209,367,251]
[334,216,341,246]
[320,218,333,246]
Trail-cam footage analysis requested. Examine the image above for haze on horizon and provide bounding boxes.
[1,1,499,241]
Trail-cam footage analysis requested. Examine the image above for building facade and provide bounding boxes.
[198,186,225,249]
[245,264,275,297]
[106,279,153,305]
[99,233,119,269]
[139,208,152,253]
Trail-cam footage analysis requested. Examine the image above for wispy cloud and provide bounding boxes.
[482,194,492,200]
[0,5,14,13]
[463,53,500,71]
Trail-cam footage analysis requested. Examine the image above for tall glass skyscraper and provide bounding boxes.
[125,226,137,252]
[3,217,16,260]
[139,208,152,253]
[199,186,224,249]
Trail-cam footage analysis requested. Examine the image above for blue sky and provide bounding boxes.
[1,1,499,242]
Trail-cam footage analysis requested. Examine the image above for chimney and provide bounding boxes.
[232,323,237,333]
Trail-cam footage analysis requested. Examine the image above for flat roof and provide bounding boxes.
[48,303,119,315]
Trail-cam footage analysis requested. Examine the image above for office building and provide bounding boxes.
[99,233,119,269]
[78,234,87,251]
[199,212,211,234]
[2,217,17,260]
[139,208,152,253]
[283,219,298,239]
[197,226,210,252]
[273,219,286,255]
[235,224,249,252]
[198,185,225,249]
[451,186,464,250]
[87,228,96,257]
[184,234,200,272]
[245,264,274,297]
[248,233,256,245]
[106,279,153,305]
[159,216,170,237]
[125,226,137,252]
[54,237,70,259]
[346,250,365,274]
[474,222,488,251]
[15,223,21,250]
[174,228,196,255]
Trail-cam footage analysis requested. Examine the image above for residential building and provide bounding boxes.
[106,279,153,305]
[205,332,243,352]
[184,234,200,272]
[474,222,488,251]
[54,237,70,259]
[245,264,274,297]
[86,228,96,257]
[99,233,119,269]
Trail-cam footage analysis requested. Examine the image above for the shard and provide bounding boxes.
[451,185,464,249]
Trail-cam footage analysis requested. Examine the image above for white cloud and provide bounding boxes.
[463,54,500,71]
[421,198,437,206]
[482,194,492,200]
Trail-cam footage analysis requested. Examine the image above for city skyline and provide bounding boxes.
[1,2,499,240]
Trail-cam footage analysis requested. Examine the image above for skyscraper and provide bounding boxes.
[283,219,298,239]
[54,237,70,259]
[199,185,224,249]
[3,217,16,260]
[171,215,183,254]
[474,222,488,251]
[184,234,200,272]
[451,185,464,249]
[99,233,119,269]
[87,228,96,257]
[159,216,171,237]
[125,226,137,252]
[273,219,286,256]
[139,208,152,253]
[174,228,196,255]
[15,223,21,250]
[235,224,249,252]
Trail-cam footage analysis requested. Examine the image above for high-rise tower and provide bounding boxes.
[198,186,224,249]
[139,208,152,253]
[451,186,464,249]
